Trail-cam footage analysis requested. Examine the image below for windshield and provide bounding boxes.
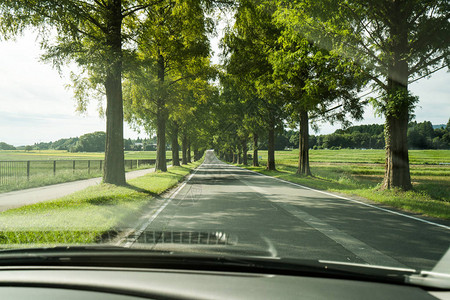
[0,0,449,288]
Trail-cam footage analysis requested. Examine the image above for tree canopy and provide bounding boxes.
[1,0,447,191]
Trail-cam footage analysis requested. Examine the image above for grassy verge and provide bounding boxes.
[256,149,450,165]
[0,150,188,160]
[238,159,449,220]
[0,159,203,246]
[0,163,156,194]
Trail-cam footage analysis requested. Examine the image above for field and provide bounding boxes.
[257,149,450,165]
[0,150,174,161]
[248,149,450,219]
[0,161,202,246]
[0,150,179,193]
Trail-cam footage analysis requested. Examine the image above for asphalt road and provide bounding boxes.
[130,150,449,271]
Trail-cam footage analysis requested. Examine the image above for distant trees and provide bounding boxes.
[0,142,16,150]
[71,132,106,153]
[123,0,213,172]
[8,133,169,153]
[221,0,366,174]
[223,0,285,170]
[408,120,450,150]
[271,121,450,151]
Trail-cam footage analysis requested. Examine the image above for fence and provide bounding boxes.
[0,159,168,186]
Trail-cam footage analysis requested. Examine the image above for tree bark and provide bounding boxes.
[155,53,167,172]
[242,139,248,165]
[182,135,188,165]
[103,1,125,185]
[382,3,412,190]
[193,148,199,161]
[253,133,259,166]
[267,118,276,170]
[155,102,167,172]
[297,109,311,175]
[187,137,191,163]
[171,122,180,166]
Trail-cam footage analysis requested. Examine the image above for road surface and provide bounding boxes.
[126,150,449,271]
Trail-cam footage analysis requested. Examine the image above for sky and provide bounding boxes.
[0,30,449,146]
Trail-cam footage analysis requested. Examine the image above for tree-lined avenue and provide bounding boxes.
[132,150,450,271]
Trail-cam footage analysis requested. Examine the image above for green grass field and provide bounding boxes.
[245,149,450,219]
[0,159,203,246]
[257,149,450,165]
[0,150,175,161]
[0,150,183,193]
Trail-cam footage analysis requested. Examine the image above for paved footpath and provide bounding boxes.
[0,168,157,212]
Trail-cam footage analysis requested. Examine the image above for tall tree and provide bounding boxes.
[277,0,450,189]
[269,37,366,175]
[124,0,212,171]
[1,0,164,185]
[223,0,285,170]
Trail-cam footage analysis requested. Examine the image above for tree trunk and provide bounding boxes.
[182,135,188,165]
[103,2,125,185]
[171,122,180,166]
[155,101,167,172]
[237,148,242,164]
[297,109,311,175]
[267,118,276,170]
[193,148,199,161]
[232,152,237,164]
[155,53,167,172]
[382,4,412,190]
[187,137,191,163]
[253,133,259,166]
[242,139,248,165]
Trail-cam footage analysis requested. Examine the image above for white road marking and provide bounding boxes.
[235,174,408,267]
[119,165,202,247]
[277,202,407,267]
[235,165,450,231]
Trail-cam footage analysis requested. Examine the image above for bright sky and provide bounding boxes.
[0,30,449,146]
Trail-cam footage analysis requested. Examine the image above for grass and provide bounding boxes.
[0,161,156,194]
[0,159,203,246]
[241,149,450,220]
[256,149,450,165]
[0,150,177,161]
[0,150,192,193]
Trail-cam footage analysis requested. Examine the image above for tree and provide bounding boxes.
[278,0,450,189]
[269,34,366,175]
[223,0,286,170]
[124,0,212,171]
[0,142,16,150]
[1,1,165,185]
[71,131,106,152]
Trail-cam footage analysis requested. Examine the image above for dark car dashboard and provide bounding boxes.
[0,266,447,300]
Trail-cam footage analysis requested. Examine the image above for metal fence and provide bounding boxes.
[0,159,166,186]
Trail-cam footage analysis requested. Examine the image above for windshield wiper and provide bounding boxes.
[407,271,450,289]
[0,247,418,286]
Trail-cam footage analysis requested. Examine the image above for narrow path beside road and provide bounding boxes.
[0,167,158,212]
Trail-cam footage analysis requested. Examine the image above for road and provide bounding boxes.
[128,150,449,271]
[0,167,159,212]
